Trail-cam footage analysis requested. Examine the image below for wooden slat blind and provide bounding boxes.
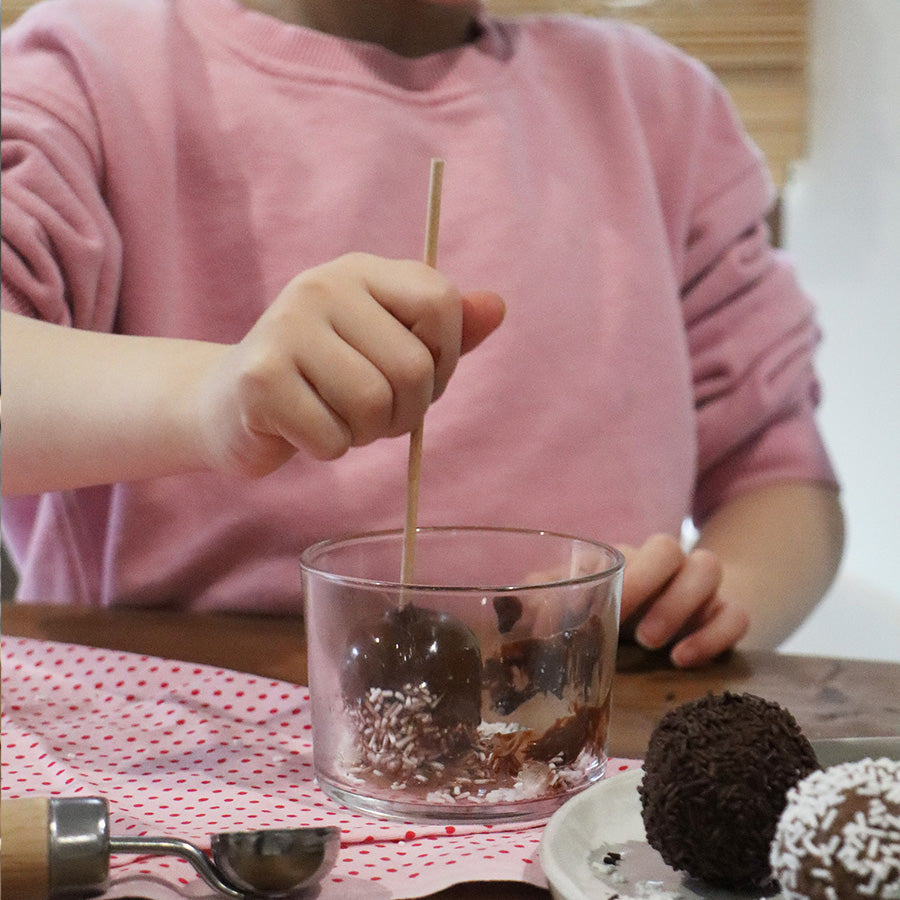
[3,0,807,186]
[0,1,33,29]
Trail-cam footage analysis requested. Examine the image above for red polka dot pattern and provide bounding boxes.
[1,637,640,898]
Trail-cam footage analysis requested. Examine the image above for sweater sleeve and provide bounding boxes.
[1,8,123,331]
[679,79,838,524]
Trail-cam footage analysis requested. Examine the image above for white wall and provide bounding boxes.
[778,0,900,660]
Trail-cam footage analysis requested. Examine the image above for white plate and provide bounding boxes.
[540,769,783,900]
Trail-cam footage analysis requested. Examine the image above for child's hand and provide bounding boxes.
[195,253,505,477]
[618,534,750,668]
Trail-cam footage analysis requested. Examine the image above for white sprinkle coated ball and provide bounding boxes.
[770,757,900,900]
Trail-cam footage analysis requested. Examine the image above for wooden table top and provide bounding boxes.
[4,602,899,900]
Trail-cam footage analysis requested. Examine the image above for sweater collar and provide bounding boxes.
[187,0,515,97]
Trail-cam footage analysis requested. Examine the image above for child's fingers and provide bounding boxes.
[669,600,750,668]
[259,376,353,463]
[619,533,685,623]
[289,255,504,418]
[249,254,454,446]
[299,297,435,443]
[214,342,354,470]
[633,547,723,650]
[350,254,466,400]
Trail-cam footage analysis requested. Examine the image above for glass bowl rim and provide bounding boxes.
[299,524,625,593]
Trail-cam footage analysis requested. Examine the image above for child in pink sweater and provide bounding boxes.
[1,0,843,667]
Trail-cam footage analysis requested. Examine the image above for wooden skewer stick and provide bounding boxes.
[400,158,444,593]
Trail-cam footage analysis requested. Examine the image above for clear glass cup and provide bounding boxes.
[300,526,624,823]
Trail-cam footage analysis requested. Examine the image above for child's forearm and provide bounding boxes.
[696,480,845,649]
[1,309,223,495]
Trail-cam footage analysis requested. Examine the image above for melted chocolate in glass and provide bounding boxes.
[483,614,603,715]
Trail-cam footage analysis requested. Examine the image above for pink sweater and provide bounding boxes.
[1,0,836,610]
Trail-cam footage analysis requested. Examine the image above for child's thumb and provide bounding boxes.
[459,291,506,354]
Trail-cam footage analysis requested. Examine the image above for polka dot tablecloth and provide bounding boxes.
[1,636,641,898]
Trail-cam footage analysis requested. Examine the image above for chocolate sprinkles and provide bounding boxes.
[637,691,818,889]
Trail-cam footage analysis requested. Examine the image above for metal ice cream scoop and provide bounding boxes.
[0,796,340,899]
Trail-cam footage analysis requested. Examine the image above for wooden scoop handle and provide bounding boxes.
[1,796,109,899]
[1,796,52,900]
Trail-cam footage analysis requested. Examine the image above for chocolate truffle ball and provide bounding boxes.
[638,692,818,889]
[770,757,900,899]
[341,603,482,744]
